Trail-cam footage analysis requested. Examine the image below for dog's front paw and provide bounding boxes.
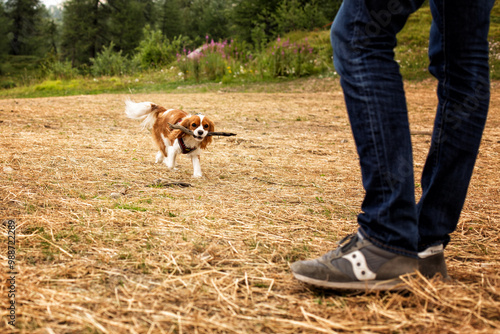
[166,164,178,171]
[192,173,203,178]
[155,152,164,163]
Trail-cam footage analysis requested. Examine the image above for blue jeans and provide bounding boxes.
[331,0,494,257]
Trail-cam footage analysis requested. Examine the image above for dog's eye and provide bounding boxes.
[203,124,209,129]
[192,123,197,127]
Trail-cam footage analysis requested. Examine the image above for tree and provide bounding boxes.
[231,0,284,43]
[43,18,59,55]
[274,0,328,34]
[180,0,231,42]
[314,0,342,23]
[231,0,341,43]
[0,2,11,58]
[5,0,49,56]
[61,0,106,66]
[157,0,183,40]
[106,0,154,55]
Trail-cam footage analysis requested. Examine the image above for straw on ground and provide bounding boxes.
[1,78,499,333]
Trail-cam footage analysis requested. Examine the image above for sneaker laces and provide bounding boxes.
[337,233,360,253]
[322,233,359,260]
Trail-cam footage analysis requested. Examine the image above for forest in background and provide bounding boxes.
[0,0,341,87]
[0,0,499,97]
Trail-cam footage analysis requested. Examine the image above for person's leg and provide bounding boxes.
[417,0,494,251]
[290,0,427,290]
[331,0,425,257]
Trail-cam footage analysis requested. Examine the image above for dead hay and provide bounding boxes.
[1,79,499,333]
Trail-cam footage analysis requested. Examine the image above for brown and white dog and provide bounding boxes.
[125,100,214,178]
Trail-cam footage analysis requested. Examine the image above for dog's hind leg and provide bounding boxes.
[155,134,169,164]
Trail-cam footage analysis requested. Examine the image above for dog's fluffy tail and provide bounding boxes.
[125,99,159,130]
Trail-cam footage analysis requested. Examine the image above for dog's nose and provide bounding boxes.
[197,130,204,136]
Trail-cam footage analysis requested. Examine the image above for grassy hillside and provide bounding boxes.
[395,5,433,80]
[397,3,500,80]
[489,3,500,79]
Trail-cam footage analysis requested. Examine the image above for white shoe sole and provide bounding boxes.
[292,272,409,291]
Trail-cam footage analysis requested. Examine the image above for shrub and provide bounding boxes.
[274,0,328,34]
[135,25,190,70]
[135,26,170,68]
[0,79,16,89]
[90,42,140,77]
[43,60,80,80]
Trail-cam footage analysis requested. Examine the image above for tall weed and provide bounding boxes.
[177,38,249,82]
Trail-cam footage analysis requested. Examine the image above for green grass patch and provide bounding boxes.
[114,203,148,212]
[396,3,500,80]
[489,3,500,80]
[395,5,433,80]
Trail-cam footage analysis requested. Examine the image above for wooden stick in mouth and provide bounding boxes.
[168,123,237,137]
[168,123,194,135]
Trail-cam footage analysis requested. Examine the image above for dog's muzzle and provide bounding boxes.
[194,130,205,140]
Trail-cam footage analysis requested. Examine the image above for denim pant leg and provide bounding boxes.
[331,0,425,257]
[417,0,494,251]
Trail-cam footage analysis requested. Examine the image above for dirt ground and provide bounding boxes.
[1,78,499,333]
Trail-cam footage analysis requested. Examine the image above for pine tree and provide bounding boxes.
[191,0,230,41]
[106,0,154,55]
[5,0,48,55]
[157,0,183,40]
[231,0,281,43]
[274,0,328,34]
[61,0,105,66]
[0,2,11,58]
[44,19,58,56]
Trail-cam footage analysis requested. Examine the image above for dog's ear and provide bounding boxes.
[200,135,212,149]
[207,118,215,133]
[171,129,184,139]
[200,118,215,149]
[172,118,191,139]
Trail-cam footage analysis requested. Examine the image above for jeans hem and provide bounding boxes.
[358,228,419,259]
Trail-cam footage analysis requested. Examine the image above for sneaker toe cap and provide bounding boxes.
[291,259,351,282]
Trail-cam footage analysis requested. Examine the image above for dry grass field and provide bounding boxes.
[1,78,499,333]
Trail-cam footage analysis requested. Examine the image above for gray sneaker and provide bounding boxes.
[290,234,418,291]
[418,244,450,280]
